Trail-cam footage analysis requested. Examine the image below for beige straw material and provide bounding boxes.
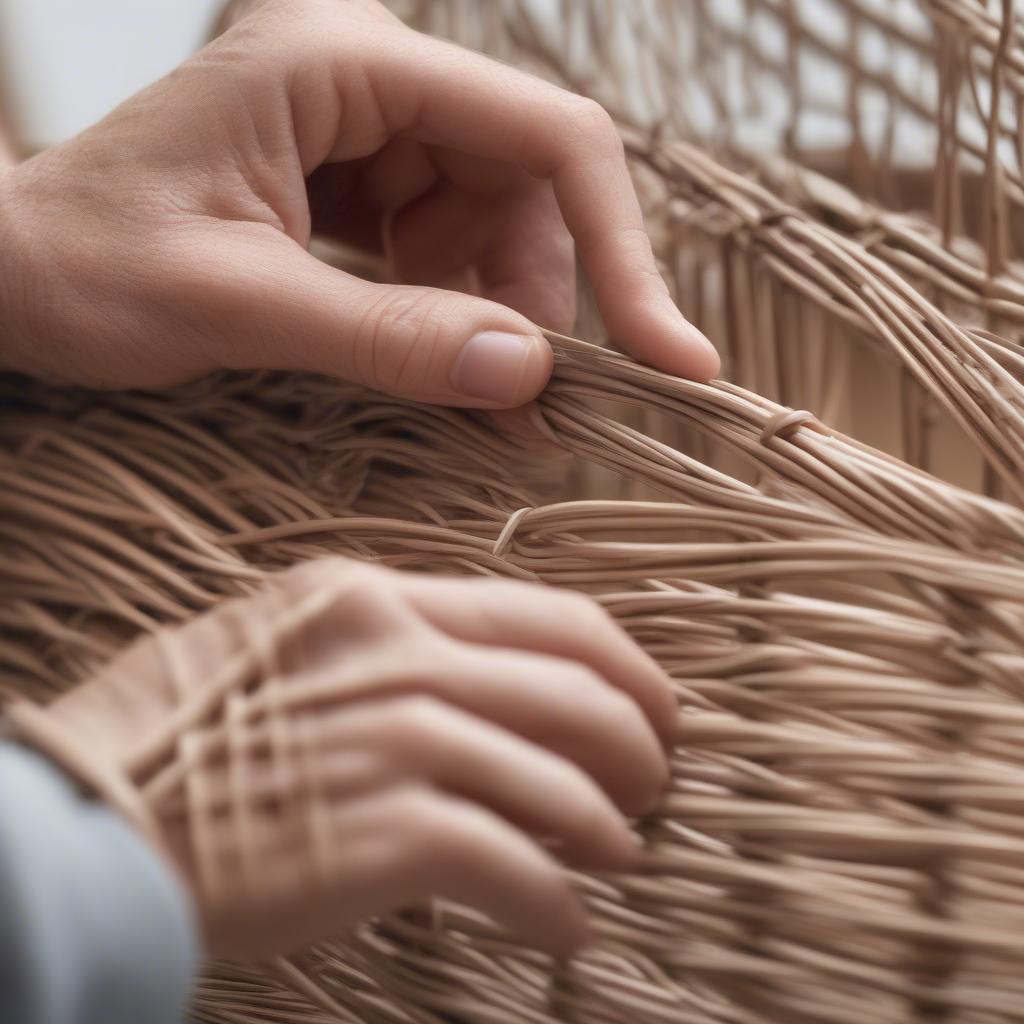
[395,0,1024,269]
[6,331,1024,1023]
[388,0,1024,500]
[4,0,1024,1021]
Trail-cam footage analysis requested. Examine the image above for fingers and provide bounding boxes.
[202,783,589,960]
[127,556,669,960]
[270,559,670,812]
[332,785,589,958]
[413,642,669,816]
[250,4,716,377]
[172,696,641,866]
[192,231,553,407]
[310,147,576,339]
[287,638,667,816]
[205,3,717,394]
[389,173,577,334]
[352,30,719,379]
[398,575,679,741]
[306,138,438,253]
[319,697,639,864]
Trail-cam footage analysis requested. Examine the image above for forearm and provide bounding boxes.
[0,741,198,1024]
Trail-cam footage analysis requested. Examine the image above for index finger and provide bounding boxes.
[360,31,720,380]
[398,574,680,742]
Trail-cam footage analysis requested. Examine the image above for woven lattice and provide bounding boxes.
[6,1,1024,1022]
[394,0,1024,497]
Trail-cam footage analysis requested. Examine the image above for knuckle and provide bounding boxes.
[277,557,408,639]
[280,555,362,593]
[557,589,613,634]
[610,225,662,275]
[345,574,422,639]
[564,96,621,150]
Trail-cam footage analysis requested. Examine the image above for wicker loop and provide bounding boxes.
[492,507,533,557]
[759,408,820,445]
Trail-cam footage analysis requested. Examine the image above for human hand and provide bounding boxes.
[0,0,718,400]
[18,557,676,960]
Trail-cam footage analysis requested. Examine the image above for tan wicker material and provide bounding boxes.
[6,1,1024,1022]
[6,330,1024,1023]
[392,0,1024,500]
[398,1,1024,265]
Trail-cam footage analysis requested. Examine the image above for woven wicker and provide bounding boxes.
[6,1,1024,1022]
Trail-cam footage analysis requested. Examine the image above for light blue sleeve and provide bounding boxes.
[0,741,199,1024]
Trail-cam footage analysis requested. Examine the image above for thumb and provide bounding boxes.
[211,243,553,407]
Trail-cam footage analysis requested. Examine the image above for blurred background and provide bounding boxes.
[0,0,941,164]
[0,0,223,151]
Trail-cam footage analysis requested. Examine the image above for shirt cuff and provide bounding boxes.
[0,741,199,1024]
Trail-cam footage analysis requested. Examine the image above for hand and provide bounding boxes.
[0,0,718,400]
[36,557,677,960]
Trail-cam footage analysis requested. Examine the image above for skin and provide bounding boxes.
[50,558,679,960]
[0,0,698,959]
[0,0,718,397]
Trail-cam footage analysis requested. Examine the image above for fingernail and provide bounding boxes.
[452,330,538,404]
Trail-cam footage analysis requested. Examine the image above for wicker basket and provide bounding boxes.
[5,2,1024,1023]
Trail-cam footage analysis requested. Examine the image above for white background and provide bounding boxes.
[0,0,223,150]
